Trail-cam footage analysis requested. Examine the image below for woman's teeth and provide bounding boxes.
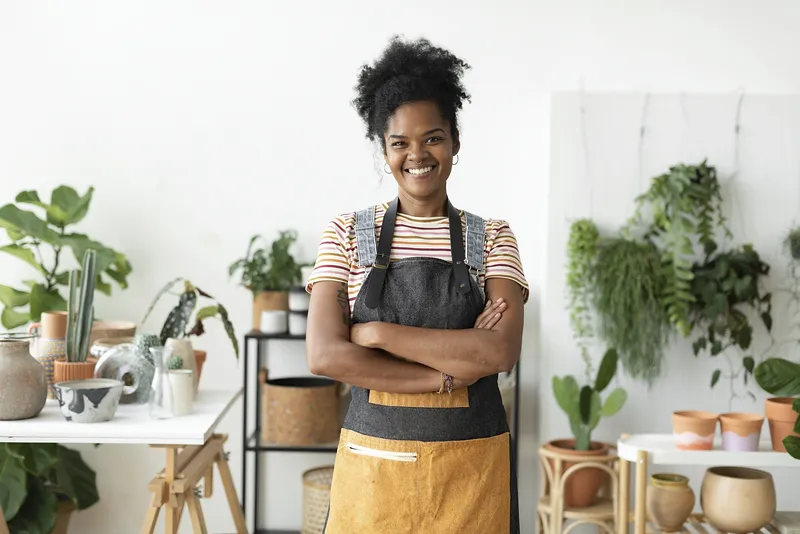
[407,166,434,175]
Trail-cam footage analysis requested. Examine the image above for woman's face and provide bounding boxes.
[383,101,459,203]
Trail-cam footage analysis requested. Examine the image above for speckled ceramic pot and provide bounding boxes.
[0,336,47,420]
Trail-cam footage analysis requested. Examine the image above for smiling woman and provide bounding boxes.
[304,35,529,534]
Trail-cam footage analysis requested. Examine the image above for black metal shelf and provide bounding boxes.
[244,330,306,341]
[246,430,338,453]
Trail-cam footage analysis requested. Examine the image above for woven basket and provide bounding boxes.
[302,465,334,534]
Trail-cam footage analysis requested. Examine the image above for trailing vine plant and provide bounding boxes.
[565,219,600,381]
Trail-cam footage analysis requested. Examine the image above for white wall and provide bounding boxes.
[1,1,799,532]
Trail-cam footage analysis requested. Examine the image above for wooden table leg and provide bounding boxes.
[142,434,247,534]
[618,458,630,534]
[0,507,10,534]
[633,450,647,534]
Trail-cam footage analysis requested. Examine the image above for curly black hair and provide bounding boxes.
[352,35,471,152]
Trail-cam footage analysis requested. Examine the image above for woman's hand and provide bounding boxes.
[350,322,378,348]
[474,298,506,330]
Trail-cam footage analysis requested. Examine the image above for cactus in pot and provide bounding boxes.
[54,250,98,383]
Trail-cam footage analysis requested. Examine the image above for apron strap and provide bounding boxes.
[448,202,472,295]
[365,197,399,309]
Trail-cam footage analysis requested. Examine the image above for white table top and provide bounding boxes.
[618,433,800,468]
[0,388,242,445]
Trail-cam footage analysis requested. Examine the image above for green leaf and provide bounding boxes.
[593,348,617,392]
[6,228,25,241]
[601,388,627,417]
[784,435,800,460]
[28,284,67,322]
[59,233,116,274]
[0,244,45,274]
[95,274,112,296]
[754,358,800,396]
[7,476,57,534]
[743,356,755,374]
[51,186,93,226]
[195,305,219,322]
[159,285,198,344]
[711,369,721,388]
[5,443,59,477]
[0,204,61,244]
[552,375,579,417]
[0,284,29,308]
[1,307,29,329]
[0,444,28,521]
[54,445,98,510]
[217,303,239,359]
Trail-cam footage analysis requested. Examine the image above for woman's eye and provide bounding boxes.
[392,142,407,148]
[426,137,443,143]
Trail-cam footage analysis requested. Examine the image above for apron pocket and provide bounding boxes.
[368,387,469,408]
[325,429,511,534]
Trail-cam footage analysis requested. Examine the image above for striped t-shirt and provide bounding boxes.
[306,201,530,314]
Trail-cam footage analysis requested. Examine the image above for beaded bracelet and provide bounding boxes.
[438,373,454,394]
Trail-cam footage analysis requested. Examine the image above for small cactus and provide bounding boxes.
[167,355,183,370]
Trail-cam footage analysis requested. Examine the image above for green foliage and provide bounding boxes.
[228,230,302,294]
[65,250,97,362]
[168,355,184,370]
[565,219,600,378]
[592,237,672,384]
[785,227,800,260]
[754,358,800,460]
[552,348,627,450]
[0,186,132,329]
[0,443,98,534]
[626,160,730,338]
[140,278,239,359]
[690,245,772,388]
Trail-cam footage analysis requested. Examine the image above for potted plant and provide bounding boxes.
[228,230,302,330]
[0,442,99,534]
[786,226,800,260]
[547,348,627,508]
[688,244,773,400]
[754,357,800,455]
[0,185,132,329]
[140,277,239,390]
[53,249,98,383]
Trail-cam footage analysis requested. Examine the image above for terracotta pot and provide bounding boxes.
[719,413,764,451]
[253,291,289,330]
[53,359,96,384]
[543,439,609,508]
[27,310,68,339]
[194,349,206,385]
[647,473,695,532]
[0,336,47,420]
[672,411,718,450]
[700,466,776,534]
[764,397,800,452]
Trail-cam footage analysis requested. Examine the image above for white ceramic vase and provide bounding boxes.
[164,338,197,396]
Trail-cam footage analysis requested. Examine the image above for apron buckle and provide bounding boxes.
[373,253,390,270]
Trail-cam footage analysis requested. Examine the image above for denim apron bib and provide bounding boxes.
[323,197,519,533]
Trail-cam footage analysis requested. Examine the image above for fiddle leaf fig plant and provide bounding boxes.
[140,278,239,359]
[0,186,132,329]
[552,348,627,450]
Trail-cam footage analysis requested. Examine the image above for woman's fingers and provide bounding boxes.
[475,298,506,328]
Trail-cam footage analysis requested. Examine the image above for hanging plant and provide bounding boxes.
[785,226,800,261]
[690,244,772,391]
[565,219,600,378]
[592,236,672,384]
[625,160,731,338]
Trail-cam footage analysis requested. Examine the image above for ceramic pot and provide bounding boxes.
[647,473,695,532]
[165,338,197,395]
[289,312,307,335]
[289,288,310,312]
[0,336,47,420]
[764,397,800,452]
[89,320,137,346]
[253,291,289,329]
[194,349,206,385]
[672,411,718,450]
[54,359,96,384]
[261,310,288,334]
[700,466,776,533]
[719,413,764,451]
[54,378,123,423]
[27,311,69,399]
[27,310,68,339]
[543,439,610,508]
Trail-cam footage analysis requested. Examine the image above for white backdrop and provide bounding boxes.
[2,1,800,532]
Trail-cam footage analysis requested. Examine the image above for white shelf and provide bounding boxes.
[617,433,799,468]
[0,388,242,445]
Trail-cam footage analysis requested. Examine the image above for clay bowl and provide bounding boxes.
[672,410,718,450]
[54,378,123,423]
[700,466,776,534]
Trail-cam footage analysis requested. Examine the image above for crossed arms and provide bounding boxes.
[305,278,525,393]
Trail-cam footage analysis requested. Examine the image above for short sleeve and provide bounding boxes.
[484,220,530,304]
[305,215,354,294]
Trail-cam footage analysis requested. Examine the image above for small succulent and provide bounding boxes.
[167,355,183,370]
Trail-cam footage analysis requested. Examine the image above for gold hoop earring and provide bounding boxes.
[452,154,459,166]
[384,163,392,174]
